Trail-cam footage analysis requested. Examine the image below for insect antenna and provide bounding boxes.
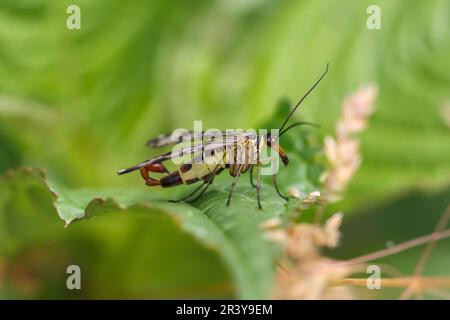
[279,63,329,133]
[279,121,320,137]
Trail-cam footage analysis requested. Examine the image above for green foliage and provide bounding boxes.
[0,0,449,299]
[0,166,313,298]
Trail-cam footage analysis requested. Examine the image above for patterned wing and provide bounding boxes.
[146,129,257,148]
[118,132,257,175]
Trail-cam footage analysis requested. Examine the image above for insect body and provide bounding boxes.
[118,64,329,208]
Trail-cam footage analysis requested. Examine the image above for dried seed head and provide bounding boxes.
[337,84,378,139]
[323,84,378,202]
[305,190,321,203]
[268,213,344,261]
[260,217,282,230]
[288,187,301,199]
[272,213,354,299]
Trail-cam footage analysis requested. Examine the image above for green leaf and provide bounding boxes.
[0,167,312,298]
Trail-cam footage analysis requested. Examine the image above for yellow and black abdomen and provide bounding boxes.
[160,152,227,187]
[179,162,226,185]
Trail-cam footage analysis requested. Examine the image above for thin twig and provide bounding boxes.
[425,287,450,300]
[338,229,450,266]
[355,262,405,278]
[414,204,450,275]
[399,286,415,300]
[332,277,450,288]
[399,204,450,300]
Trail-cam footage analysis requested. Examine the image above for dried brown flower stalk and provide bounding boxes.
[398,203,450,299]
[268,204,450,300]
[268,86,450,300]
[268,213,357,299]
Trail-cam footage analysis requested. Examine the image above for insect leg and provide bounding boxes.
[272,174,289,201]
[186,177,214,203]
[168,181,207,203]
[169,165,221,203]
[226,165,244,206]
[256,163,262,209]
[185,165,221,203]
[249,165,256,188]
[188,165,221,203]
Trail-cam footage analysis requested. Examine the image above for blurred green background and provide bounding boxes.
[0,0,449,299]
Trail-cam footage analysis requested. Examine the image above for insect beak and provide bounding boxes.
[272,144,289,166]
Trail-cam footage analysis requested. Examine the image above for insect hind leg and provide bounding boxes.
[273,174,289,201]
[168,181,206,203]
[185,177,215,203]
[169,165,220,203]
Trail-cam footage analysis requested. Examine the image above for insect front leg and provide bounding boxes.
[273,174,289,201]
[249,165,257,188]
[258,157,289,202]
[256,163,262,209]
